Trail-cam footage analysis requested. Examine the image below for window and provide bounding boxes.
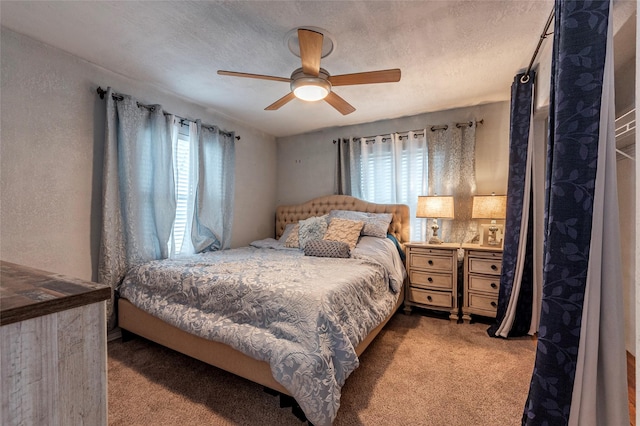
[173,135,190,254]
[170,123,195,256]
[168,120,235,256]
[355,133,428,241]
[360,141,395,203]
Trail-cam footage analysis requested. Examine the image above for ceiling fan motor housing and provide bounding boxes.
[290,68,332,101]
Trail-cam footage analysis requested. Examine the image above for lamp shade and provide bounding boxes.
[472,195,507,219]
[416,196,455,219]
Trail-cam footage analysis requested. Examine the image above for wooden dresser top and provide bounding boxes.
[0,261,110,326]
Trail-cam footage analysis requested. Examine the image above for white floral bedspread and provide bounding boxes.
[118,238,404,426]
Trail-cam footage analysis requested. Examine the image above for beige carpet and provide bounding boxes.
[108,312,536,425]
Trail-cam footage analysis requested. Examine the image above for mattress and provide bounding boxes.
[118,235,405,426]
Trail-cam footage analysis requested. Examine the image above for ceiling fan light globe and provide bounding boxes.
[293,85,329,101]
[290,77,331,102]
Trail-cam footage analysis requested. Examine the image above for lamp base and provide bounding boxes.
[428,219,442,244]
[428,236,443,245]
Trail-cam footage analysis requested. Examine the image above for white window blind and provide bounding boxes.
[357,133,428,241]
[168,121,198,257]
[360,142,394,203]
[173,134,191,254]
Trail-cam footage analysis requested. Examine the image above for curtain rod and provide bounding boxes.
[96,87,240,141]
[430,119,483,132]
[333,119,483,144]
[521,7,555,83]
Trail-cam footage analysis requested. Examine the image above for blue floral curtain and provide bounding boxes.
[523,1,629,424]
[487,71,535,338]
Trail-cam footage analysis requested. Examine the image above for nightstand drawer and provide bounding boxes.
[468,275,500,294]
[409,270,452,290]
[409,253,453,272]
[468,258,502,275]
[466,250,502,259]
[404,243,459,320]
[468,293,498,315]
[461,244,503,322]
[408,288,452,308]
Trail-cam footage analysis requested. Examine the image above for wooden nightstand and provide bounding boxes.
[403,242,460,321]
[461,244,503,322]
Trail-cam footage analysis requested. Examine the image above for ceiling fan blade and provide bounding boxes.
[298,29,323,77]
[324,92,356,115]
[265,92,297,111]
[329,69,401,86]
[217,70,290,83]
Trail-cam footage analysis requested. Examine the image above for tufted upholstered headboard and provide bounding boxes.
[275,195,410,246]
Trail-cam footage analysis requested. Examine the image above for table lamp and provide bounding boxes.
[416,196,455,244]
[472,194,507,246]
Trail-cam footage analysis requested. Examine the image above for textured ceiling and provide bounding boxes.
[0,1,635,137]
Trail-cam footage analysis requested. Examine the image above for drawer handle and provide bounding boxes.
[427,277,433,283]
[491,301,497,308]
[427,295,433,302]
[428,260,434,266]
[490,282,498,289]
[491,264,498,271]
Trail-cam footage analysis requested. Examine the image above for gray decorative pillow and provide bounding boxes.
[328,210,393,238]
[278,223,297,242]
[297,215,328,249]
[284,223,301,248]
[304,240,350,258]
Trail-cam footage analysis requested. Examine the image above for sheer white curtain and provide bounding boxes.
[339,125,477,243]
[347,131,428,241]
[428,124,477,243]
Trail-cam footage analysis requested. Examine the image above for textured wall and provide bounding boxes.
[0,27,277,281]
[275,101,511,206]
[617,156,636,356]
[615,57,636,356]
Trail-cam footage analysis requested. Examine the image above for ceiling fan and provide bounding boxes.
[217,28,401,115]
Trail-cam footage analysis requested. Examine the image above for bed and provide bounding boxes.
[117,195,410,425]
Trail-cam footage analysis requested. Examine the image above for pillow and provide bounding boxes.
[297,215,328,249]
[304,240,350,258]
[279,223,296,242]
[284,224,300,248]
[328,210,393,238]
[323,218,364,249]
